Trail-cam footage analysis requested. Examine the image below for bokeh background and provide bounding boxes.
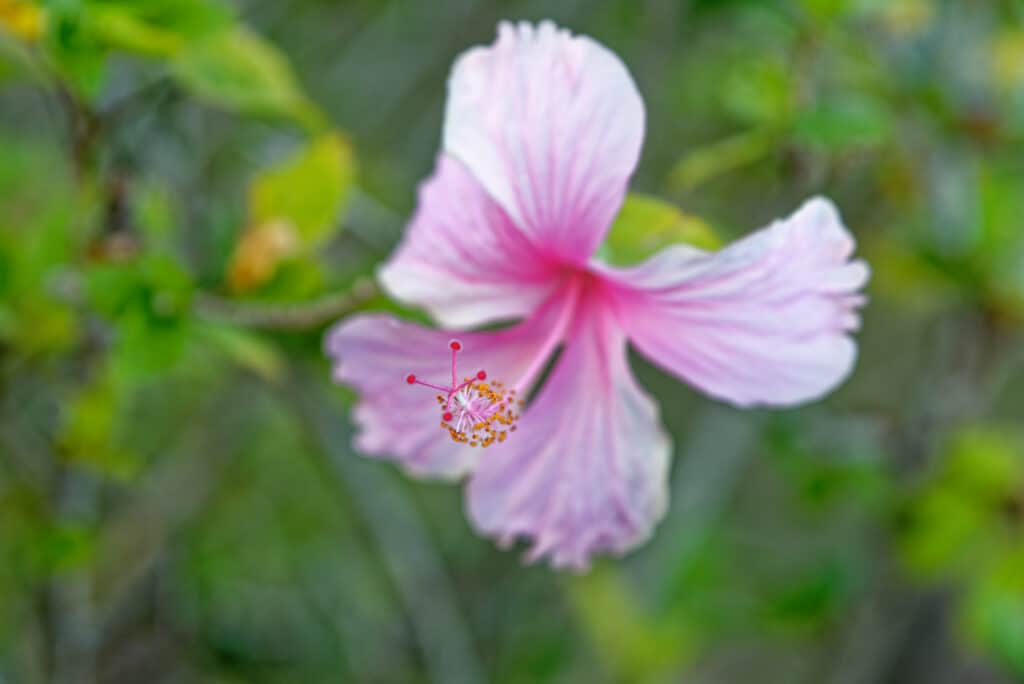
[1,0,1024,682]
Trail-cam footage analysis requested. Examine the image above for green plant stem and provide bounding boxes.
[193,279,379,331]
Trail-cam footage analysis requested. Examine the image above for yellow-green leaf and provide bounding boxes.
[88,6,184,57]
[563,564,695,681]
[57,366,140,481]
[248,132,355,247]
[602,193,720,265]
[172,26,324,129]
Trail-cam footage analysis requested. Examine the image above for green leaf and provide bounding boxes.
[135,183,176,247]
[962,552,1024,678]
[172,26,325,129]
[793,95,893,149]
[58,364,141,480]
[601,193,720,265]
[866,237,966,314]
[43,2,109,100]
[668,127,780,191]
[0,31,48,83]
[945,428,1023,501]
[200,323,285,382]
[721,58,796,125]
[564,564,696,680]
[31,523,95,573]
[87,6,181,56]
[767,559,854,631]
[899,427,1024,578]
[89,0,231,42]
[248,132,355,247]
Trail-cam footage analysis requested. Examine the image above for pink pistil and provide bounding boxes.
[406,339,521,447]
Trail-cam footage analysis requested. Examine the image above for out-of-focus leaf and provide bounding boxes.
[58,365,140,480]
[799,0,849,21]
[668,127,779,190]
[0,303,14,339]
[962,551,1024,678]
[900,427,1024,577]
[602,193,720,265]
[564,564,695,680]
[135,183,175,247]
[110,306,192,379]
[140,252,193,316]
[31,0,231,98]
[793,95,893,149]
[200,323,285,382]
[722,58,796,125]
[43,2,107,99]
[867,238,965,314]
[249,133,355,247]
[86,5,181,56]
[977,164,1024,319]
[0,31,44,82]
[10,300,78,353]
[945,428,1022,501]
[766,559,854,631]
[87,0,230,54]
[31,523,95,573]
[84,252,195,378]
[172,26,325,129]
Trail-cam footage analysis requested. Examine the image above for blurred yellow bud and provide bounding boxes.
[227,219,300,293]
[0,0,45,42]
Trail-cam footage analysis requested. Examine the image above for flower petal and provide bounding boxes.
[324,292,573,479]
[444,20,645,264]
[600,196,870,408]
[379,155,562,329]
[466,292,670,570]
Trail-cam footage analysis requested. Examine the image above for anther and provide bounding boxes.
[406,340,521,447]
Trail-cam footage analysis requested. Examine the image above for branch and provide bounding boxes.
[194,279,379,331]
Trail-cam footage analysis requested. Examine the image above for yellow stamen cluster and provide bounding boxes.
[437,379,523,447]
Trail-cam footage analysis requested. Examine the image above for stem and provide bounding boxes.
[668,126,780,192]
[194,279,379,331]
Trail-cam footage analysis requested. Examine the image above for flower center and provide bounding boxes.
[406,339,521,448]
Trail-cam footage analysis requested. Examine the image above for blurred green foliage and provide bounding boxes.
[0,0,1022,682]
[901,427,1024,677]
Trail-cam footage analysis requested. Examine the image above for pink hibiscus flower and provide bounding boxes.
[325,21,869,569]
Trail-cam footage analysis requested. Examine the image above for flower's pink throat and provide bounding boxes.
[406,339,522,448]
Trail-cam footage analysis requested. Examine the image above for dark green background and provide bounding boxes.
[1,0,1023,682]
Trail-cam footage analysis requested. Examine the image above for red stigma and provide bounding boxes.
[405,339,522,447]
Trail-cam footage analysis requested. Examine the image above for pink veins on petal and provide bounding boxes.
[406,338,522,448]
[324,20,870,569]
